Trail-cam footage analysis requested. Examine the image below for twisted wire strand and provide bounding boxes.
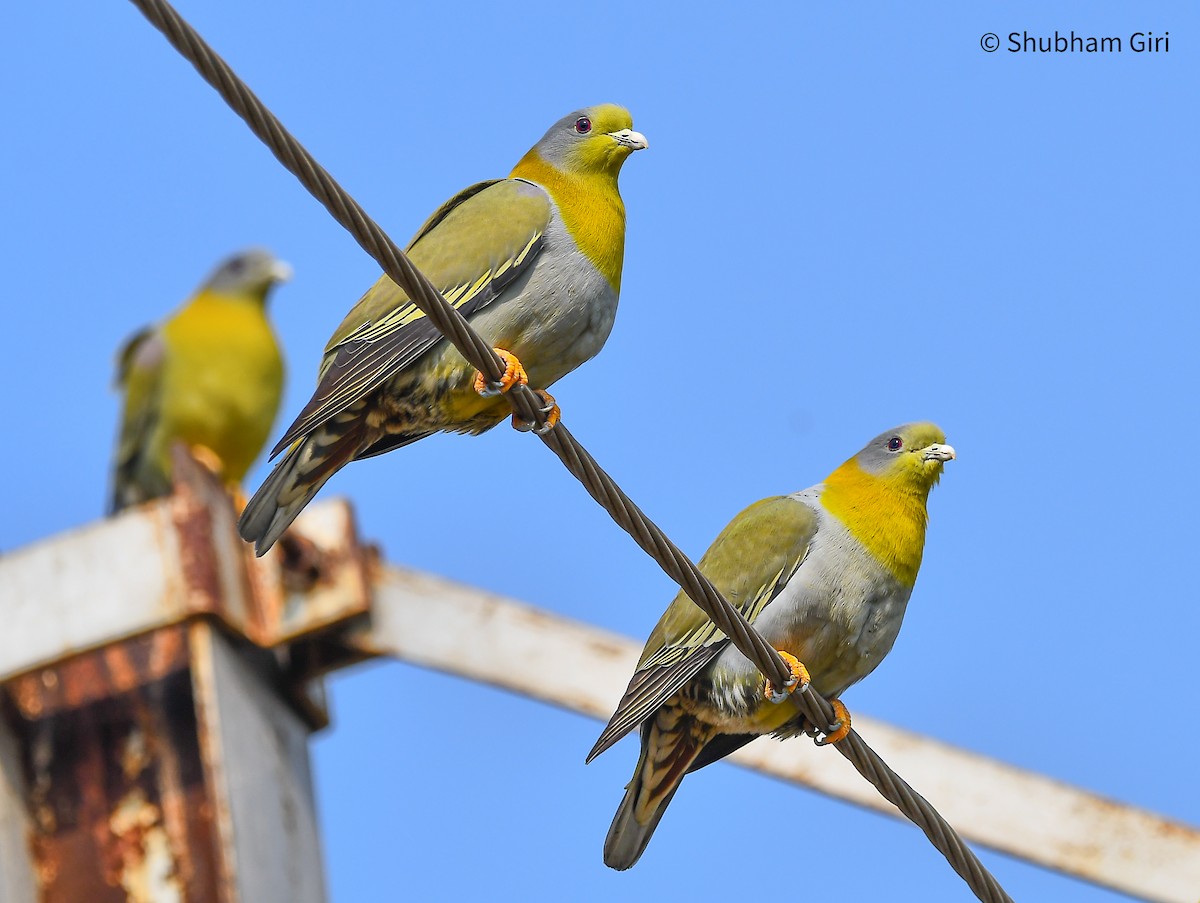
[126,2,1012,899]
[798,689,1010,902]
[124,0,793,693]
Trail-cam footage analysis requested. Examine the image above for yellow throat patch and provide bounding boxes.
[509,150,627,292]
[819,458,931,588]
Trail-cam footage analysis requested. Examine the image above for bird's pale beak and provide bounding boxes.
[609,128,648,151]
[271,261,294,283]
[922,444,956,463]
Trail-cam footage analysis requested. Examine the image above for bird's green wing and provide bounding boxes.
[587,496,818,761]
[270,178,550,457]
[109,326,169,512]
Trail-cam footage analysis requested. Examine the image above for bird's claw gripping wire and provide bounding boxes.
[471,348,559,434]
[474,347,528,397]
[764,650,811,703]
[512,389,560,435]
[813,699,852,746]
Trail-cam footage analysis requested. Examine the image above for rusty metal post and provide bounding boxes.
[4,626,221,902]
[0,620,328,903]
[0,452,372,902]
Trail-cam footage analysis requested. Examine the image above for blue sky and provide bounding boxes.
[3,2,1197,900]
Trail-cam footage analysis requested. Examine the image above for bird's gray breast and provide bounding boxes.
[466,209,619,389]
[707,487,914,716]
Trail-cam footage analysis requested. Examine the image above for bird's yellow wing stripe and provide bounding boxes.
[270,180,551,458]
[328,229,540,350]
[587,498,818,761]
[638,561,793,671]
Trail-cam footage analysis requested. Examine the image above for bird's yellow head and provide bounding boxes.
[202,248,292,303]
[821,423,955,587]
[509,105,646,292]
[846,422,956,493]
[518,104,647,179]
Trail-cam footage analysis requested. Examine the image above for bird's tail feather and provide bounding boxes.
[238,409,367,555]
[603,707,707,870]
[108,456,161,515]
[108,439,170,515]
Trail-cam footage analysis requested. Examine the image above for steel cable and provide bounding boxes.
[126,2,1013,899]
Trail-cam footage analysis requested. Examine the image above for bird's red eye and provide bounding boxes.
[574,116,592,135]
[887,437,903,451]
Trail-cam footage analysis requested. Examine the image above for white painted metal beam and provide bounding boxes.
[361,564,1200,903]
[0,492,367,684]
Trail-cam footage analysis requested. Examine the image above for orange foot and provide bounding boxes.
[764,650,811,703]
[815,699,852,746]
[473,347,528,397]
[189,444,224,477]
[511,389,560,435]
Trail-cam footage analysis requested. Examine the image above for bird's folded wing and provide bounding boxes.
[109,326,168,512]
[271,178,551,457]
[587,496,817,761]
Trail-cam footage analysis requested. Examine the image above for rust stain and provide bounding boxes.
[170,444,227,618]
[8,627,189,719]
[153,676,198,896]
[240,499,374,649]
[241,547,283,647]
[164,446,377,652]
[9,639,223,902]
[1082,794,1200,843]
[108,786,183,903]
[278,531,326,597]
[188,624,238,903]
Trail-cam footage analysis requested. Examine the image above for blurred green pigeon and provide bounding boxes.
[109,249,289,513]
[591,423,955,869]
[239,104,647,554]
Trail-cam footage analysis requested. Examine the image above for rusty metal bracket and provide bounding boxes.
[0,621,328,903]
[0,448,374,691]
[0,447,370,902]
